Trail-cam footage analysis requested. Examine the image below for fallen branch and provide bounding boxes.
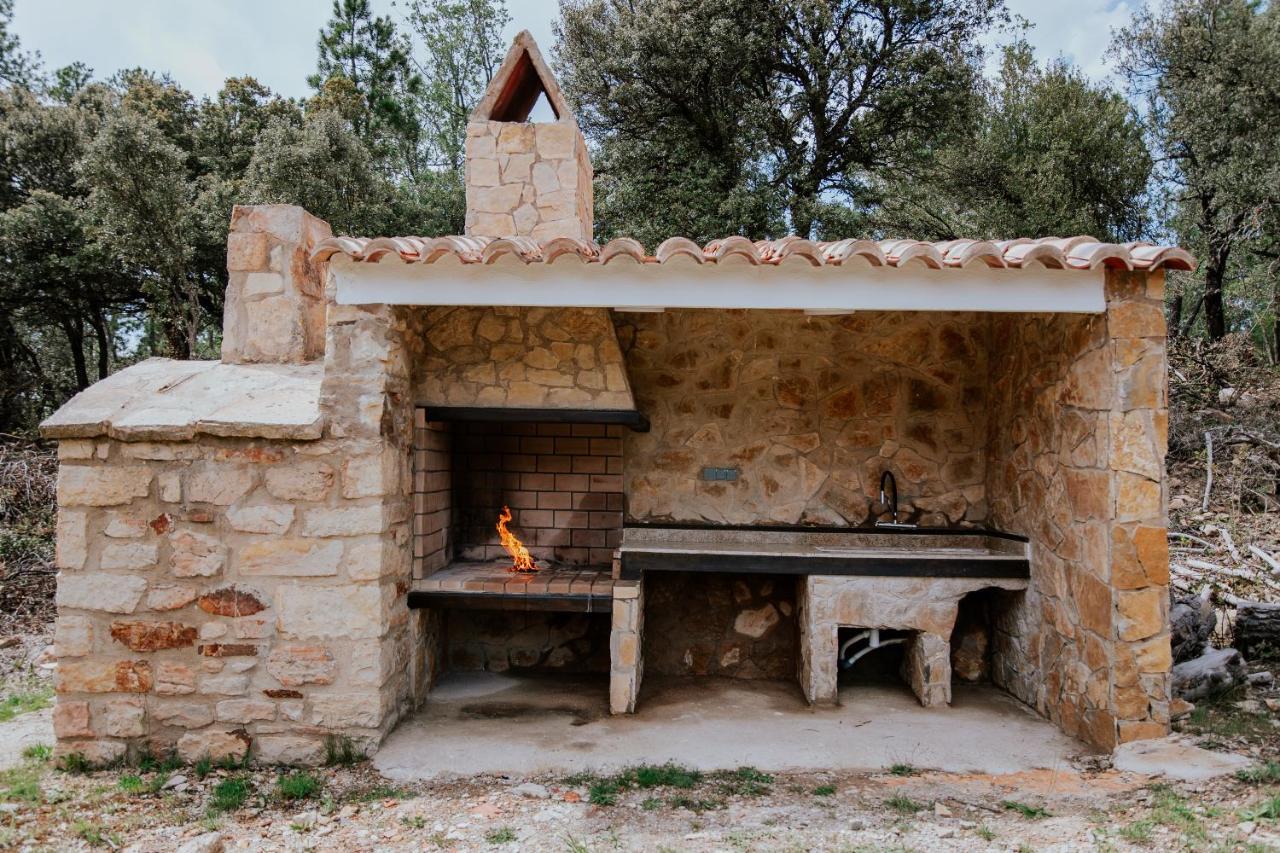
[1168,531,1217,551]
[1248,544,1280,575]
[1209,526,1241,562]
[1201,430,1214,512]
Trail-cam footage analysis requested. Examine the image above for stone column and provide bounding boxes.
[797,576,838,705]
[609,578,644,714]
[903,633,952,708]
[222,205,332,364]
[1105,270,1172,745]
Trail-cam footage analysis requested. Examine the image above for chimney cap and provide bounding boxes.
[470,30,574,124]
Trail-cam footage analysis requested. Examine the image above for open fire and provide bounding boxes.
[496,505,537,573]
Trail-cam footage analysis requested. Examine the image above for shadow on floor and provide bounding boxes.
[374,672,1090,782]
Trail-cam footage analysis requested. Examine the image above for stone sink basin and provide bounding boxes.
[617,523,1029,580]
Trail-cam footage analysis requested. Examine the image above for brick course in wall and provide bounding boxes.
[430,419,624,567]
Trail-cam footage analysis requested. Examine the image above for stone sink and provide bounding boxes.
[617,523,1029,580]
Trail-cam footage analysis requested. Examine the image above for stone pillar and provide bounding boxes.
[1105,270,1172,745]
[903,633,952,708]
[222,205,331,364]
[609,578,644,713]
[797,576,838,705]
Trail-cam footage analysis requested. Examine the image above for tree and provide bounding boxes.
[78,111,205,357]
[0,0,38,88]
[556,0,1007,241]
[309,0,421,155]
[242,110,389,235]
[1114,0,1280,341]
[876,43,1152,243]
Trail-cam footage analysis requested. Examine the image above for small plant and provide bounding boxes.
[885,794,923,814]
[1240,795,1280,821]
[21,744,51,762]
[641,797,661,811]
[1237,762,1280,785]
[813,784,836,796]
[58,751,92,774]
[588,779,621,806]
[216,752,249,771]
[137,750,182,775]
[486,826,517,844]
[193,756,213,779]
[324,734,363,766]
[3,776,40,803]
[888,763,918,777]
[975,824,996,841]
[0,688,53,723]
[1001,800,1051,819]
[72,820,113,847]
[118,775,145,794]
[277,771,321,801]
[712,766,773,797]
[400,815,427,829]
[562,835,590,853]
[668,795,724,812]
[1119,819,1154,842]
[208,777,250,815]
[631,763,701,789]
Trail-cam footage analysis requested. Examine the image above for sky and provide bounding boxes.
[10,0,1143,101]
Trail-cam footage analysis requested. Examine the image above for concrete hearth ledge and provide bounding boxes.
[1112,735,1253,781]
[39,358,324,442]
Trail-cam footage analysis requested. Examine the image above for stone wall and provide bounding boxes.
[410,307,633,411]
[618,310,988,526]
[52,434,408,766]
[983,270,1171,749]
[463,119,593,241]
[643,573,797,680]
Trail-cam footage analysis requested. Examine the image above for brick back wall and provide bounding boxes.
[412,414,452,578]
[416,417,624,568]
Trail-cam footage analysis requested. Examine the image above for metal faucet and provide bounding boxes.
[875,470,917,529]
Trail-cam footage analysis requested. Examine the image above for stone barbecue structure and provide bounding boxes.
[42,31,1195,765]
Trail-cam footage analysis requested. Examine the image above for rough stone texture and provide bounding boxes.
[446,611,608,674]
[984,270,1172,749]
[410,307,634,411]
[610,578,644,714]
[618,310,988,526]
[796,575,1027,707]
[464,116,592,241]
[222,205,332,365]
[644,573,796,679]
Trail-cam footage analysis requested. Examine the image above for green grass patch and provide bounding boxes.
[641,796,661,811]
[72,819,114,847]
[710,766,773,797]
[208,777,250,815]
[888,763,918,777]
[668,794,724,812]
[1240,795,1280,822]
[20,744,50,763]
[813,784,836,796]
[1118,818,1154,842]
[1147,783,1209,842]
[58,751,92,774]
[576,763,706,806]
[0,687,52,724]
[117,775,145,794]
[136,750,182,775]
[277,771,321,801]
[1237,761,1280,785]
[193,756,213,779]
[975,824,996,841]
[486,826,517,844]
[885,794,924,814]
[1183,687,1275,744]
[1001,800,1051,819]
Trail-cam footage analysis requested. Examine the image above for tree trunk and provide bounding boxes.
[1203,260,1227,340]
[1168,293,1183,339]
[90,310,110,380]
[59,317,89,390]
[1235,601,1280,660]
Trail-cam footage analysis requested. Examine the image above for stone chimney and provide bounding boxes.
[465,31,593,242]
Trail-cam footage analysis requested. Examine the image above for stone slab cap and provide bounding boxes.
[470,30,573,124]
[40,358,324,442]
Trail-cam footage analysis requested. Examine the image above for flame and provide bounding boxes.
[496,505,537,572]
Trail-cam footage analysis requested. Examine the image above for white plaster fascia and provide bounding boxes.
[330,255,1106,314]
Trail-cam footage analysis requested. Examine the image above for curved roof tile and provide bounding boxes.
[311,234,1195,272]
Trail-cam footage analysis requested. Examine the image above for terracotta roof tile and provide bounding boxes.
[311,235,1196,272]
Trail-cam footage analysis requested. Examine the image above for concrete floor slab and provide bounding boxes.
[1112,735,1254,781]
[374,673,1089,782]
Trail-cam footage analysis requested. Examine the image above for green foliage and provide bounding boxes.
[193,756,213,779]
[277,772,321,801]
[117,775,144,794]
[885,794,924,814]
[21,744,51,763]
[1237,762,1280,784]
[888,763,919,777]
[485,826,517,844]
[58,751,91,774]
[813,784,836,797]
[1002,799,1051,819]
[0,688,52,723]
[208,777,250,815]
[1240,794,1280,821]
